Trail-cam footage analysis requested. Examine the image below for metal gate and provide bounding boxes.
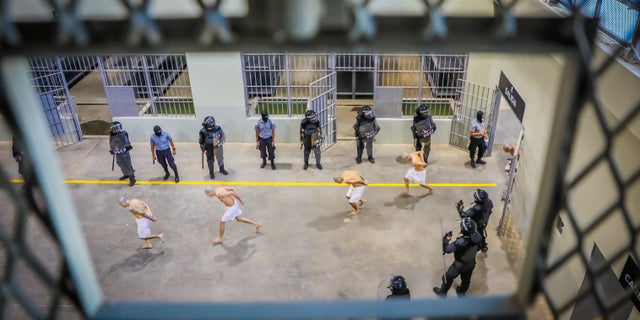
[28,58,83,149]
[309,72,337,151]
[449,79,500,156]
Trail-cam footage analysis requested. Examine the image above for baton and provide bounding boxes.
[201,152,204,170]
[439,217,448,285]
[153,158,155,165]
[111,153,115,171]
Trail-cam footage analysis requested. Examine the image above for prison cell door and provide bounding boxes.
[29,58,83,149]
[309,72,337,151]
[449,79,500,157]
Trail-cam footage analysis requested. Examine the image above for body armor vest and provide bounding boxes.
[110,132,130,154]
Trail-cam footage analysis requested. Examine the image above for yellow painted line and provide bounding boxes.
[10,179,496,187]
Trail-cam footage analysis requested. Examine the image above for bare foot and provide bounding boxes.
[349,210,360,216]
[400,191,410,196]
[255,223,262,233]
[158,233,165,243]
[140,243,153,249]
[360,199,367,206]
[212,237,223,244]
[426,190,434,196]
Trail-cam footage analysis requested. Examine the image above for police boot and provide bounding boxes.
[432,287,446,297]
[260,158,267,169]
[163,167,170,180]
[119,175,129,180]
[129,175,136,187]
[270,159,276,170]
[219,165,228,175]
[174,169,179,183]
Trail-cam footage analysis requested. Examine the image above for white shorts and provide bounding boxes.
[405,168,427,185]
[346,185,366,203]
[221,200,242,222]
[136,218,151,239]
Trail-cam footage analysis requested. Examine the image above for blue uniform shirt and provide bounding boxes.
[255,119,276,139]
[150,132,173,150]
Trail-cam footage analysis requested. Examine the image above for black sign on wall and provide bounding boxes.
[498,71,525,123]
[619,255,640,311]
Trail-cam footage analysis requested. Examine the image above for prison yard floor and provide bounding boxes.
[0,140,521,305]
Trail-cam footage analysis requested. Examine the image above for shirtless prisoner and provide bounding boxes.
[401,150,434,196]
[204,186,262,244]
[333,170,369,216]
[118,197,165,249]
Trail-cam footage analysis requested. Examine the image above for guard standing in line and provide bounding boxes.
[433,217,482,297]
[199,116,228,179]
[150,125,179,183]
[109,121,136,186]
[300,110,323,170]
[457,188,493,252]
[410,104,437,163]
[468,110,488,168]
[12,135,24,177]
[354,105,380,164]
[255,110,277,170]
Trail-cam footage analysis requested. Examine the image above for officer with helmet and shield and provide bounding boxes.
[433,217,482,297]
[386,275,410,300]
[410,104,437,163]
[199,116,228,179]
[109,121,136,186]
[300,109,323,170]
[457,188,494,252]
[353,105,380,164]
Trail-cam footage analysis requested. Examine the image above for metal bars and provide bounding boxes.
[242,52,468,119]
[99,54,193,117]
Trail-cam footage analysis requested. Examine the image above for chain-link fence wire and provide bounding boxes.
[2,0,639,319]
[558,0,640,45]
[0,94,86,319]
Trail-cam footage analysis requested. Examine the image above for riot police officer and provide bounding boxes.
[457,188,493,252]
[354,105,380,164]
[433,218,482,297]
[386,275,410,300]
[199,116,228,179]
[300,110,323,170]
[410,104,436,163]
[109,121,136,186]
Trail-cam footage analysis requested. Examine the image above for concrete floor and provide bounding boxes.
[1,137,521,309]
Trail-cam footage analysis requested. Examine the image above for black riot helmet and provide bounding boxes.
[305,110,317,123]
[476,110,485,123]
[416,104,429,118]
[260,110,269,121]
[361,105,373,119]
[153,125,162,136]
[474,188,489,204]
[460,217,477,235]
[202,116,215,129]
[388,275,408,295]
[111,121,123,134]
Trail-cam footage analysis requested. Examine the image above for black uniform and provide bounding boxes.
[354,109,380,164]
[109,123,136,186]
[458,195,493,252]
[411,113,436,163]
[199,121,227,179]
[300,116,322,170]
[433,226,482,296]
[12,135,24,176]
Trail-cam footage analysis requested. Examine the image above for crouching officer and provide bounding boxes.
[199,116,228,179]
[411,104,436,163]
[300,110,323,170]
[354,105,380,164]
[433,218,482,297]
[109,121,136,186]
[457,188,493,252]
